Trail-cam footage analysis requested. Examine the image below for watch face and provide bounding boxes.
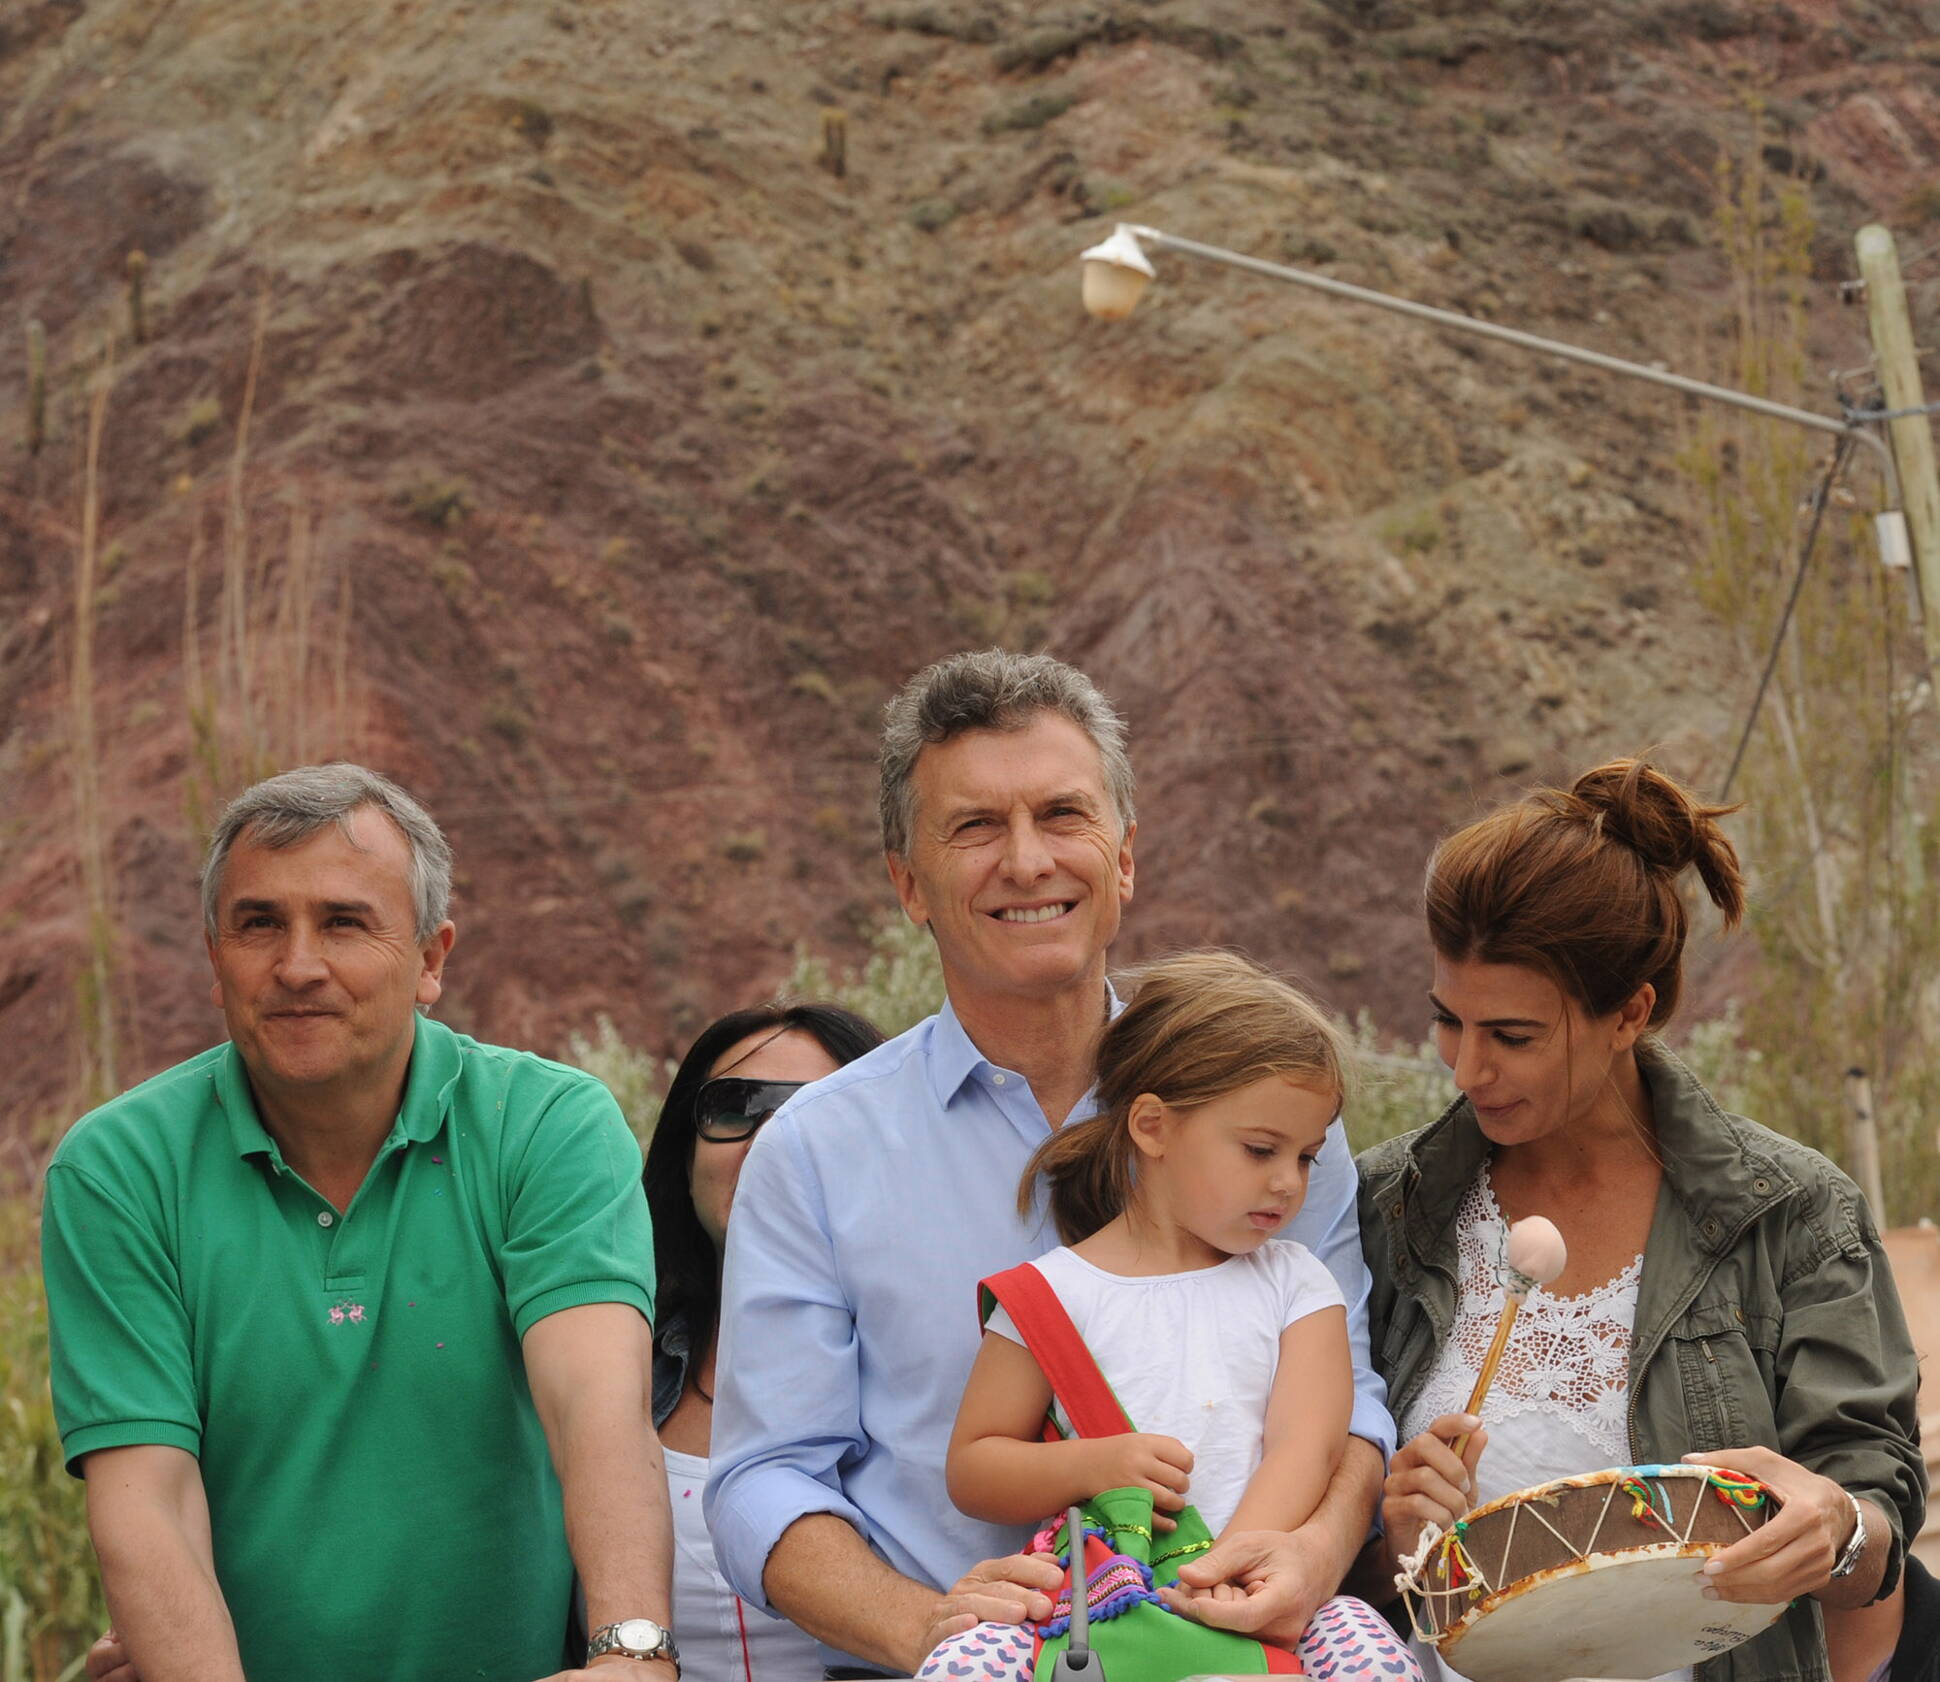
[616,1620,664,1651]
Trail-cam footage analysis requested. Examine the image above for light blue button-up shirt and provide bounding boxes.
[707,997,1394,1651]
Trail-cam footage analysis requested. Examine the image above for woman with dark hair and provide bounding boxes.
[644,1003,884,1682]
[1359,760,1923,1682]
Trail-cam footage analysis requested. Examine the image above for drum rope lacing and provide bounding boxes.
[1392,1467,1772,1645]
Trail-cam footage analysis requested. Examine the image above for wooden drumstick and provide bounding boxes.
[1450,1217,1567,1463]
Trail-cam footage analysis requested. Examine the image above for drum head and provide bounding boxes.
[1439,1547,1786,1682]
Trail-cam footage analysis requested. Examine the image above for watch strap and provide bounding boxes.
[587,1621,680,1669]
[1827,1490,1869,1579]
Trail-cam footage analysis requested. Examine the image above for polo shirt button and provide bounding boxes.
[992,1072,1007,1086]
[317,1211,335,1228]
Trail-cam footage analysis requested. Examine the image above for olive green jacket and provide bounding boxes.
[1357,1042,1926,1682]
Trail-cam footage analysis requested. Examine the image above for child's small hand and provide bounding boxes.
[1086,1433,1194,1531]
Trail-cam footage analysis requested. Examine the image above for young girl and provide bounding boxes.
[920,950,1420,1682]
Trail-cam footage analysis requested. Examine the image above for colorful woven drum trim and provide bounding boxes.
[1707,1469,1770,1510]
[1438,1519,1477,1592]
[1617,1475,1674,1531]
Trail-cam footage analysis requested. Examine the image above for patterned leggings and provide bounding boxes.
[917,1596,1422,1681]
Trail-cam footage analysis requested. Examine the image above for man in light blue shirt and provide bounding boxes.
[708,651,1394,1674]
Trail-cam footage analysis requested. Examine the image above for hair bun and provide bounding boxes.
[1566,759,1745,926]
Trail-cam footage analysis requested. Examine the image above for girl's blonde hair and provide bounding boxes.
[1021,949,1352,1244]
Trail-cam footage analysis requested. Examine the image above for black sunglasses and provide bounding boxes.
[693,1077,806,1143]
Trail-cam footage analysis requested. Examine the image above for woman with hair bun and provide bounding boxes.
[1358,760,1924,1682]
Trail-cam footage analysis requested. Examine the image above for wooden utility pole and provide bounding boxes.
[1856,225,1940,668]
[1845,1067,1887,1221]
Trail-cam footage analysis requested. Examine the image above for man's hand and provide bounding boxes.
[1684,1447,1876,1606]
[1157,1527,1335,1647]
[84,1630,135,1682]
[917,1553,1065,1665]
[1084,1434,1193,1532]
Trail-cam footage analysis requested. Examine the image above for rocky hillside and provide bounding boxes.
[4,0,1938,1130]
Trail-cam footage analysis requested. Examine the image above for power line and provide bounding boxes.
[1718,431,1860,802]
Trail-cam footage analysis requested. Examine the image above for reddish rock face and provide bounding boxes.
[2,0,1934,1136]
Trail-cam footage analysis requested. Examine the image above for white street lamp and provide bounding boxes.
[1076,222,1912,579]
[1078,225,1156,322]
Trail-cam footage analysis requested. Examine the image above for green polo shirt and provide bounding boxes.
[42,1016,654,1682]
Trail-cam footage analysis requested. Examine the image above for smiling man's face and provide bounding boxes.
[205,805,452,1111]
[886,711,1135,1006]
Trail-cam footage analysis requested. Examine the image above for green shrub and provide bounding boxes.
[786,918,944,1040]
[0,1199,105,1682]
[1340,1015,1451,1156]
[563,1018,676,1145]
[981,91,1074,134]
[907,199,959,233]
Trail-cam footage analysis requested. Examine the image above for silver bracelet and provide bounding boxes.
[1827,1490,1869,1580]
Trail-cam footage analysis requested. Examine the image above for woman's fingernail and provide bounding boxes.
[1701,1586,1720,1601]
[1701,1561,1723,1577]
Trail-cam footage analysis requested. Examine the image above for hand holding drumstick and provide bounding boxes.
[1449,1218,1568,1462]
[1379,1218,1569,1563]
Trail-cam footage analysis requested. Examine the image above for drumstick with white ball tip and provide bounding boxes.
[1449,1217,1568,1463]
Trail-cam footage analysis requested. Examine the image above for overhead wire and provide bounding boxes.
[1717,429,1861,803]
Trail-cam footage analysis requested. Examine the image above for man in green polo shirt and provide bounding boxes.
[43,764,677,1682]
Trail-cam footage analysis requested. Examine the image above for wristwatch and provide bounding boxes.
[1827,1491,1869,1579]
[587,1619,680,1671]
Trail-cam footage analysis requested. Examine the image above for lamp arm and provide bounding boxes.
[1123,224,1895,492]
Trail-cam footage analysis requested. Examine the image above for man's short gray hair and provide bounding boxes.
[879,650,1135,856]
[200,763,453,942]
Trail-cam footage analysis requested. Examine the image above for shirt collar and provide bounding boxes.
[927,995,985,1108]
[216,1015,462,1161]
[925,983,1124,1110]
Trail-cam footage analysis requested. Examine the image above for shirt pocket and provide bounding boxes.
[1666,1300,1779,1454]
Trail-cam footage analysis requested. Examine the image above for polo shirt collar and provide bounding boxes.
[925,984,1124,1109]
[215,1015,463,1161]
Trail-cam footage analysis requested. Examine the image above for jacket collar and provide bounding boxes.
[1386,1039,1798,1267]
[1641,1041,1802,1254]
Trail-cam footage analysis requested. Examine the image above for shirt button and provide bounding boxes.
[317,1211,335,1228]
[992,1073,1007,1086]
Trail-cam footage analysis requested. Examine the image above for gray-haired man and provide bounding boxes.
[708,651,1394,1674]
[47,764,674,1682]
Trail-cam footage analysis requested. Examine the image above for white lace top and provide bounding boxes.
[1399,1172,1639,1484]
[1399,1173,1687,1682]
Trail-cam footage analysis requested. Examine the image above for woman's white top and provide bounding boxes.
[1398,1173,1685,1682]
[985,1239,1344,1535]
[666,1447,824,1682]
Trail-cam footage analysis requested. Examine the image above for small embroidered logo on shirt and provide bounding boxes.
[328,1301,368,1326]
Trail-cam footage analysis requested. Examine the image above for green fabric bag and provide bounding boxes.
[979,1263,1303,1682]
